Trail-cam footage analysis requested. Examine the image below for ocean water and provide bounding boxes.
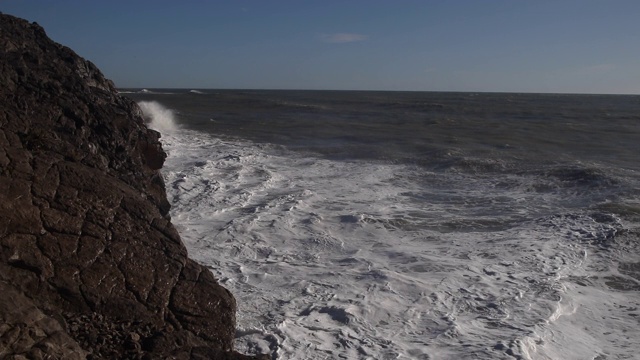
[125,90,640,360]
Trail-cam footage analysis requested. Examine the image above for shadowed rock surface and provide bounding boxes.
[0,13,266,359]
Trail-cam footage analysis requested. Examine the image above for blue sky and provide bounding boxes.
[2,0,639,93]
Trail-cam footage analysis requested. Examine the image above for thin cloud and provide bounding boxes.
[320,33,367,43]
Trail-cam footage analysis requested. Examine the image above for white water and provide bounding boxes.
[141,102,640,360]
[138,101,180,134]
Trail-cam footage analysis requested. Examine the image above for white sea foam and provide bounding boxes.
[157,126,640,359]
[137,101,179,134]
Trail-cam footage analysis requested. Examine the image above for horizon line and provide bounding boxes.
[117,87,640,96]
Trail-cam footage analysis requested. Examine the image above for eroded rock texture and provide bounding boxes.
[0,13,264,359]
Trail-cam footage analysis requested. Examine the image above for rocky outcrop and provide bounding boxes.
[0,13,265,359]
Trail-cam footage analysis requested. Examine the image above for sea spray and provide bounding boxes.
[138,101,179,134]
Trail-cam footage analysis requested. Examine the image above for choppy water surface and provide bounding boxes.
[126,90,640,359]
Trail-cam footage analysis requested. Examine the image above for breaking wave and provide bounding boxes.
[137,101,179,134]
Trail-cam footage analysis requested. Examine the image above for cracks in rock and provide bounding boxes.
[0,14,246,353]
[115,259,147,306]
[8,256,43,277]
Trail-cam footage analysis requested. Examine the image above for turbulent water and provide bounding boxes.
[124,89,640,360]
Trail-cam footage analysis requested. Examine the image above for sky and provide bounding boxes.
[2,0,639,94]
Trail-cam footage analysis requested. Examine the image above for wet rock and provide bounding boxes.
[0,13,266,359]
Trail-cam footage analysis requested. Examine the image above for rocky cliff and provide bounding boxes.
[0,13,264,359]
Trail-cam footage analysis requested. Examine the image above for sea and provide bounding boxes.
[122,89,640,360]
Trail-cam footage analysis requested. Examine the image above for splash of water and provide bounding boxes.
[137,101,178,134]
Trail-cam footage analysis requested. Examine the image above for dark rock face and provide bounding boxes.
[0,13,265,359]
